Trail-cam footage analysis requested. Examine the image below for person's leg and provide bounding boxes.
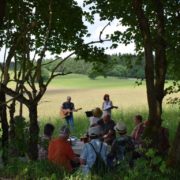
[69,116,74,131]
[66,117,70,127]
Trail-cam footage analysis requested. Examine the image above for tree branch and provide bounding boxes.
[99,22,110,42]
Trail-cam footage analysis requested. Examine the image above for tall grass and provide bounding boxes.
[39,106,179,142]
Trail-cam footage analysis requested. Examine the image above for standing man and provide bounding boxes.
[61,96,75,130]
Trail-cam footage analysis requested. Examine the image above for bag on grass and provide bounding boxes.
[89,142,108,175]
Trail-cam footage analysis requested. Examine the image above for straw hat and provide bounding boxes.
[114,121,127,134]
[92,107,103,118]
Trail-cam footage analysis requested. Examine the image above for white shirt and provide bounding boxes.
[89,116,100,126]
[102,100,113,115]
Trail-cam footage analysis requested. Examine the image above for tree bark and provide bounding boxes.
[0,89,9,163]
[9,100,16,139]
[133,0,167,150]
[133,0,157,123]
[28,103,39,160]
[153,0,167,126]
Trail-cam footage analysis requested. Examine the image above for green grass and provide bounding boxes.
[39,107,179,144]
[49,74,142,89]
[1,74,180,179]
[1,107,179,179]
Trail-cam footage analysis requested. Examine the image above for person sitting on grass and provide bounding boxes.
[80,126,109,175]
[48,125,79,172]
[89,107,103,127]
[98,112,116,145]
[108,121,134,167]
[38,123,55,160]
[131,115,145,148]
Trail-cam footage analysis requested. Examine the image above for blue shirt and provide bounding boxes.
[80,139,108,174]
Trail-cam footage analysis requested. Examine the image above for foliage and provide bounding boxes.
[42,54,145,80]
[0,0,111,160]
[1,149,180,179]
[8,116,28,157]
[0,159,66,179]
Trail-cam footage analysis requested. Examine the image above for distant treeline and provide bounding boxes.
[43,54,145,80]
[7,54,173,80]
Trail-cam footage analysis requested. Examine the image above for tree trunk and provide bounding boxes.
[153,0,167,127]
[28,103,39,160]
[133,0,159,141]
[9,100,16,139]
[167,122,180,168]
[133,0,167,150]
[0,89,9,163]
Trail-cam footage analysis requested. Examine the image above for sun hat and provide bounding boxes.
[59,125,70,137]
[88,126,102,137]
[92,107,103,118]
[114,121,127,134]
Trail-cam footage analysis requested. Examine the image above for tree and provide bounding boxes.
[0,0,109,160]
[84,0,179,148]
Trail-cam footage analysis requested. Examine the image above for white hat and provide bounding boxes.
[114,121,127,134]
[88,126,102,137]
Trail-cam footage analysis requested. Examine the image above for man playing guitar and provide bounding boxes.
[61,96,81,130]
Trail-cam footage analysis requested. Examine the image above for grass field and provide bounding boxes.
[24,74,179,141]
[29,74,178,118]
[13,73,179,139]
[1,74,180,179]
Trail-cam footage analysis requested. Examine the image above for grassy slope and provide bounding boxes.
[49,74,139,89]
[35,74,179,141]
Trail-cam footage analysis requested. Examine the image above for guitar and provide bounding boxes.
[103,105,118,111]
[60,108,82,118]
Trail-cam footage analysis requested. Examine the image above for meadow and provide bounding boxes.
[1,74,180,179]
[32,74,179,141]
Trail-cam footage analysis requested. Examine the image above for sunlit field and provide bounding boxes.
[1,74,180,179]
[16,74,178,141]
[14,74,179,120]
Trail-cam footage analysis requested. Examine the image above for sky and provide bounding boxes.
[0,0,135,62]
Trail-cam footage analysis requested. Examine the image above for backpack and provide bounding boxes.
[89,142,108,176]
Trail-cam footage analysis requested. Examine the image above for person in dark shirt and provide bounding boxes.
[61,96,75,130]
[98,113,116,145]
[108,122,134,167]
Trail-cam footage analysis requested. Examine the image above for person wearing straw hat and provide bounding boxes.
[48,125,79,172]
[108,121,134,167]
[89,107,103,127]
[80,126,108,174]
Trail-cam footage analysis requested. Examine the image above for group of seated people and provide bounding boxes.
[38,108,170,175]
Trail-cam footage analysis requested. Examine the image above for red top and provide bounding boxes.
[48,137,75,172]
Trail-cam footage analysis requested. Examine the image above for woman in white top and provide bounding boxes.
[102,94,117,116]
